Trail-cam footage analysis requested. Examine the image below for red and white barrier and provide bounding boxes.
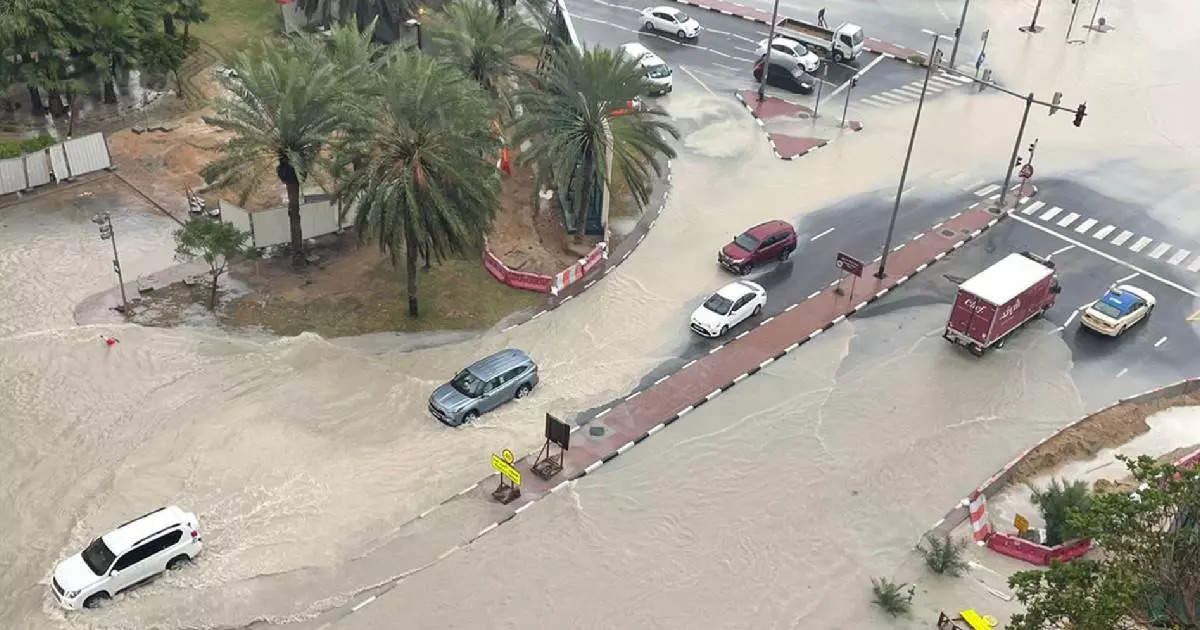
[987,533,1092,566]
[482,247,553,294]
[551,242,607,296]
[968,491,991,542]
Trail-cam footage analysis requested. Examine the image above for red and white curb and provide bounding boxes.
[733,91,829,161]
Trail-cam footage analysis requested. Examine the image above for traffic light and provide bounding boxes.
[1050,92,1062,116]
[1073,103,1087,127]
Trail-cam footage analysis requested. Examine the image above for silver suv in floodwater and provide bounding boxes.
[429,349,538,426]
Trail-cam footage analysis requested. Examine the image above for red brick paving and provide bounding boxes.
[482,203,1009,522]
[737,90,812,120]
[769,134,827,159]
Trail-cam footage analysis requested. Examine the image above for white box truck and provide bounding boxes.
[775,18,864,63]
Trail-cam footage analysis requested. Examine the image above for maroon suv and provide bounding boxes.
[718,220,798,274]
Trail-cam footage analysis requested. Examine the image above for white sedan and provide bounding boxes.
[755,37,822,73]
[690,281,766,338]
[1080,284,1156,336]
[640,6,701,40]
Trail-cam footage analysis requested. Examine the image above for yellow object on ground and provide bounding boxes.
[959,609,994,629]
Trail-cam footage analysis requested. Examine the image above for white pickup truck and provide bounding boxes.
[774,18,864,63]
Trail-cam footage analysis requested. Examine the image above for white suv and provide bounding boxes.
[51,506,202,610]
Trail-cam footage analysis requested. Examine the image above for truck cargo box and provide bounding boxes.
[944,252,1059,355]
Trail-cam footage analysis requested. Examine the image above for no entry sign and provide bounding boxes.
[835,252,864,277]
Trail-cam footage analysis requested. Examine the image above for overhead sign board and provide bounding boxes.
[492,449,521,486]
[835,252,865,277]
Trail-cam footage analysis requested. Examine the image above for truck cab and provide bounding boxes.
[831,23,864,63]
[774,19,864,63]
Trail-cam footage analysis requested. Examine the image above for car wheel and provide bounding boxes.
[752,304,762,316]
[677,29,686,39]
[462,410,479,424]
[167,554,191,571]
[833,50,845,63]
[644,21,654,31]
[778,247,793,261]
[719,325,728,336]
[83,592,110,609]
[514,383,532,399]
[742,261,753,274]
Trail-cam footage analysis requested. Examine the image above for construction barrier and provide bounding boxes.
[968,491,991,542]
[482,248,554,293]
[987,533,1092,566]
[0,132,112,196]
[551,242,607,295]
[218,193,357,250]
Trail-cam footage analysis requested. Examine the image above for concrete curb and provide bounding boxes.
[733,91,830,161]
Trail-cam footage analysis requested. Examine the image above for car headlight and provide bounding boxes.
[64,589,80,599]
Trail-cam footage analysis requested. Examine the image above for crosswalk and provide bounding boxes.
[857,71,974,109]
[968,184,1200,275]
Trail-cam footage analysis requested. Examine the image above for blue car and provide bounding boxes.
[1080,284,1156,336]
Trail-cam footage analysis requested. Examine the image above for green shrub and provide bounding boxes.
[1029,477,1092,546]
[870,576,914,617]
[916,533,970,576]
[0,134,57,159]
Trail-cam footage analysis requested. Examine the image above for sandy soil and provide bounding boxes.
[1010,391,1200,482]
[485,164,585,275]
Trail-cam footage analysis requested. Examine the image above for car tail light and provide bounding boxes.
[191,530,198,538]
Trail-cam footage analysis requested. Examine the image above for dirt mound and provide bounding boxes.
[485,165,582,276]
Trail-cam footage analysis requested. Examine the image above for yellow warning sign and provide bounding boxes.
[492,450,521,486]
[1014,513,1030,534]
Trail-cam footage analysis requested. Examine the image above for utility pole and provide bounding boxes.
[841,76,857,127]
[92,212,129,314]
[949,0,970,67]
[812,64,827,118]
[1065,0,1083,42]
[1087,0,1103,31]
[877,30,947,279]
[1020,0,1044,33]
[997,93,1034,208]
[757,0,782,103]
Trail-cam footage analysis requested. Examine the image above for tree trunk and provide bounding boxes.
[184,20,191,38]
[103,79,118,104]
[66,91,77,136]
[422,241,431,270]
[208,270,220,310]
[573,149,594,244]
[174,70,184,98]
[164,13,177,36]
[47,91,67,118]
[279,160,306,268]
[27,84,45,116]
[496,0,506,23]
[405,221,420,317]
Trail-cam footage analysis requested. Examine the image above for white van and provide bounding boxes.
[51,506,202,610]
[620,42,673,95]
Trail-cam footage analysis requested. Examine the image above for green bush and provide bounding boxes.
[1029,478,1092,546]
[870,576,914,617]
[0,134,57,159]
[916,533,970,576]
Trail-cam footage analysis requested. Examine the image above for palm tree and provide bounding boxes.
[431,0,539,119]
[1,0,67,115]
[332,52,501,317]
[88,5,142,104]
[201,34,347,267]
[512,45,678,242]
[174,0,209,39]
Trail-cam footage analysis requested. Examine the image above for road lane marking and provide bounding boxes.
[1188,256,1200,273]
[872,92,909,104]
[1010,215,1200,298]
[1063,309,1081,327]
[1129,236,1152,253]
[882,89,915,101]
[1168,249,1190,265]
[569,15,756,62]
[1048,245,1075,258]
[1092,224,1116,239]
[1074,218,1098,233]
[859,97,888,107]
[942,73,974,83]
[823,54,886,101]
[929,76,959,88]
[897,85,927,96]
[1115,272,1140,283]
[1148,243,1172,259]
[1021,200,1045,215]
[1111,230,1134,246]
[1039,206,1064,221]
[677,65,715,95]
[352,596,377,612]
[1154,336,1167,348]
[963,179,986,192]
[1116,367,1129,378]
[1056,212,1080,228]
[974,184,1000,196]
[810,227,835,241]
[712,62,741,72]
[701,26,760,44]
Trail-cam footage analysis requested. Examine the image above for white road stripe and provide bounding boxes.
[1010,215,1200,298]
[871,92,909,104]
[1154,336,1167,348]
[1148,243,1172,259]
[1056,212,1080,228]
[1187,256,1200,273]
[810,227,835,241]
[942,73,974,83]
[882,89,915,101]
[1111,230,1134,246]
[897,85,927,96]
[1129,236,1153,253]
[1063,309,1081,327]
[1168,249,1190,265]
[929,76,959,88]
[974,184,1000,196]
[352,596,377,612]
[859,97,888,107]
[1115,272,1140,283]
[1074,218,1098,233]
[1039,206,1064,221]
[1092,224,1116,239]
[1021,200,1045,215]
[1049,245,1074,258]
[1116,367,1129,378]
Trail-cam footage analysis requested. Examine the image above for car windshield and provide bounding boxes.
[81,537,115,575]
[703,293,734,315]
[851,29,864,45]
[672,11,689,22]
[1092,300,1123,319]
[646,64,671,78]
[792,43,809,56]
[450,369,485,397]
[733,233,759,251]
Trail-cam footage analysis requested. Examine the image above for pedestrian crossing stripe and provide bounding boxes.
[1040,206,1064,221]
[859,98,888,107]
[872,92,908,104]
[1148,242,1172,259]
[1111,230,1133,246]
[1130,236,1152,253]
[1168,249,1191,265]
[1057,212,1080,227]
[1092,224,1116,239]
[1022,201,1045,215]
[974,184,1000,196]
[1188,256,1200,273]
[1074,218,1098,233]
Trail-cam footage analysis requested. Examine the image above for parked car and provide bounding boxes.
[943,252,1060,356]
[1080,284,1155,336]
[751,60,815,94]
[690,281,767,338]
[754,37,821,73]
[640,6,701,39]
[620,42,673,95]
[429,349,538,426]
[718,220,798,274]
[51,506,202,610]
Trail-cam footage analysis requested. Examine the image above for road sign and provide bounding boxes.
[835,252,864,277]
[492,449,521,486]
[1014,513,1030,534]
[1020,163,1033,179]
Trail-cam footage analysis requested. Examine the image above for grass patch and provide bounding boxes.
[192,0,283,53]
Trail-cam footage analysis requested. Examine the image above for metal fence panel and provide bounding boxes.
[0,158,27,195]
[253,206,292,248]
[62,133,112,177]
[220,200,253,238]
[24,151,52,188]
[48,144,69,181]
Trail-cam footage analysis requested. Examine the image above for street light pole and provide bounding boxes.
[1087,0,1103,31]
[757,0,782,103]
[1065,0,1082,41]
[997,93,1034,208]
[840,76,856,127]
[949,0,970,67]
[92,212,129,314]
[876,31,944,280]
[1020,0,1044,33]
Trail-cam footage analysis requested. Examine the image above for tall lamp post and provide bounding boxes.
[757,0,782,103]
[92,212,129,314]
[949,0,970,67]
[875,30,952,279]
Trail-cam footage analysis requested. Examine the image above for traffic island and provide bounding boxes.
[735,91,861,160]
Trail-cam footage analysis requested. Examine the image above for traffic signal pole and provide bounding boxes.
[997,93,1034,208]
